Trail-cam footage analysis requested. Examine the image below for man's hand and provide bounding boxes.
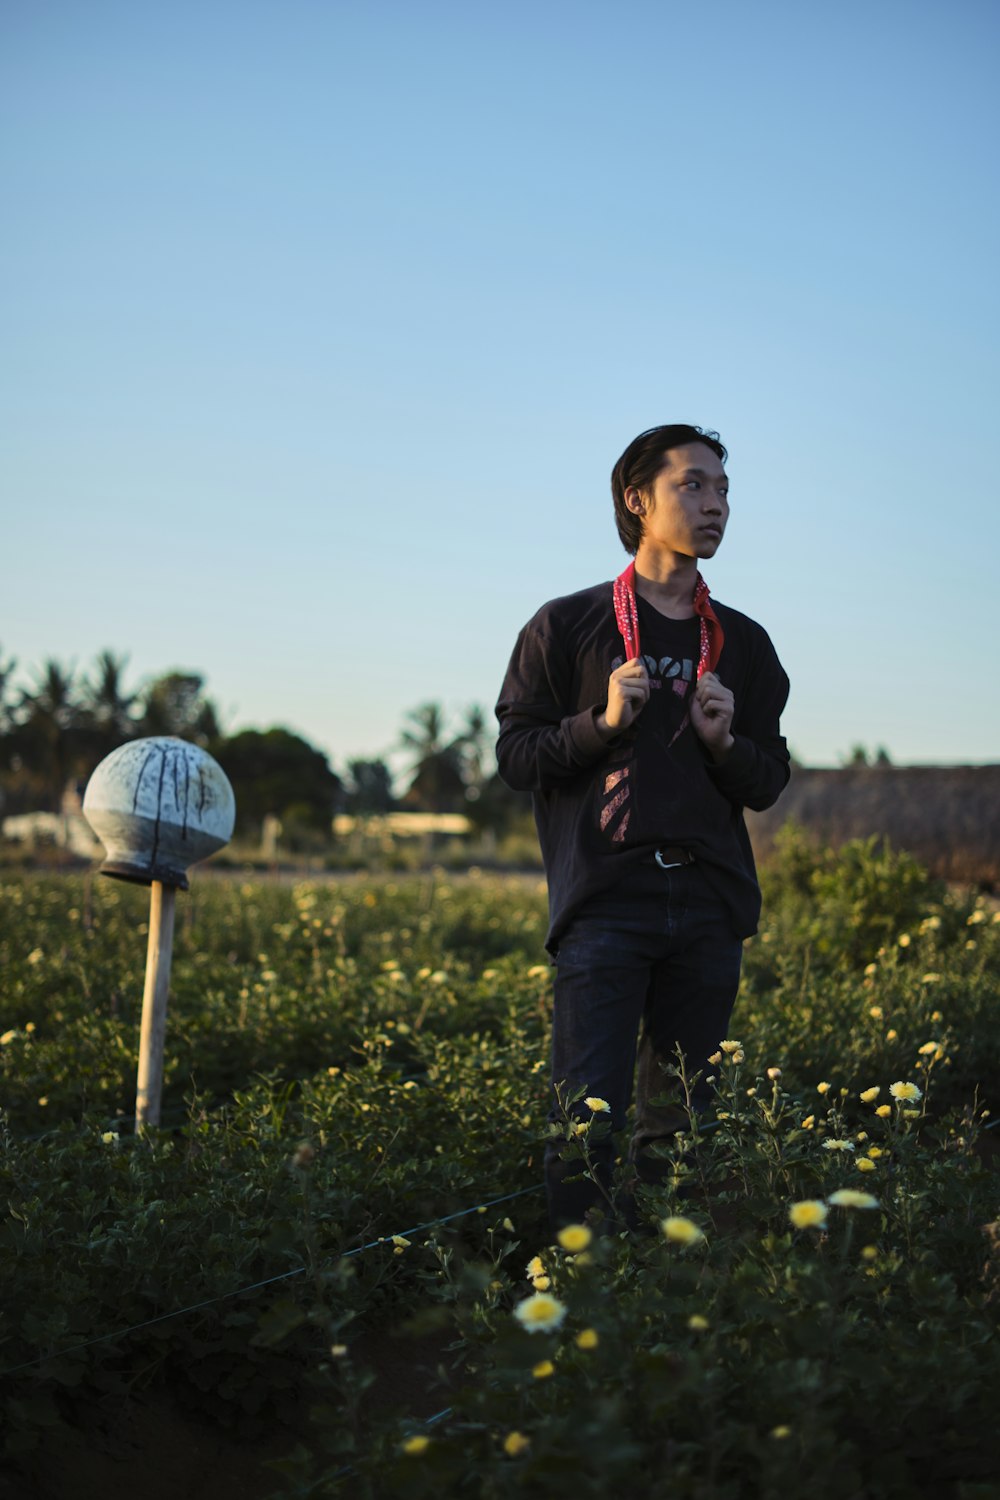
[595,658,650,739]
[690,671,735,762]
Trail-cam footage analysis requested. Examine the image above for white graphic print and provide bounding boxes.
[610,654,694,690]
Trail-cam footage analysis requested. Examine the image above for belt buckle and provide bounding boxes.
[655,848,686,870]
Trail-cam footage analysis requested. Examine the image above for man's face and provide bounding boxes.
[626,442,730,559]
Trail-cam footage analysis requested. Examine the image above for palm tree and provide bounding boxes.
[138,671,221,745]
[457,704,491,795]
[398,702,467,812]
[0,646,16,740]
[83,650,139,756]
[12,659,85,810]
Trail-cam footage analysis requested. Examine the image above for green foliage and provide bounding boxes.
[0,840,998,1496]
[211,728,343,835]
[345,759,395,815]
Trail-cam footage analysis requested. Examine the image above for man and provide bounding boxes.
[495,424,790,1233]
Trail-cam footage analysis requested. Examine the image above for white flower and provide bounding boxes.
[513,1292,567,1333]
[828,1189,880,1210]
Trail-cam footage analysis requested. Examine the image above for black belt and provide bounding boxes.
[654,845,695,869]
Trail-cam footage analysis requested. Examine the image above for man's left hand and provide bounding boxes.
[691,672,735,762]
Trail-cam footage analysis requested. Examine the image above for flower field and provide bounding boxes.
[2,831,999,1499]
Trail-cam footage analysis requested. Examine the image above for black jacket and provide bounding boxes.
[495,581,791,953]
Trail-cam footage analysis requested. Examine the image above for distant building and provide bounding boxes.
[2,811,102,859]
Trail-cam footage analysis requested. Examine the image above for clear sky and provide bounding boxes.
[3,0,998,783]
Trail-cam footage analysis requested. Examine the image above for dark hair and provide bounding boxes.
[610,424,728,555]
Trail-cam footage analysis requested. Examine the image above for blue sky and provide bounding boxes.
[3,0,998,781]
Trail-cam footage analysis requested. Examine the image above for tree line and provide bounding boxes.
[0,647,527,840]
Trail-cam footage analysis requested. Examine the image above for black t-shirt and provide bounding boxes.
[631,595,701,752]
[495,580,791,953]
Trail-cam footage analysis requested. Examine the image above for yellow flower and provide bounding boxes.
[531,1275,551,1291]
[865,972,880,985]
[886,1029,898,1041]
[917,1040,941,1055]
[921,973,942,984]
[502,1217,515,1232]
[967,909,986,925]
[504,1431,531,1457]
[867,1146,884,1159]
[572,1121,590,1136]
[532,1360,555,1379]
[828,1189,880,1209]
[875,1104,892,1118]
[856,1158,876,1172]
[525,1255,545,1278]
[392,1235,411,1255]
[861,1245,878,1261]
[708,1051,723,1065]
[101,1131,117,1145]
[889,1080,922,1102]
[0,1030,16,1046]
[557,1224,593,1253]
[330,1343,348,1357]
[860,1087,880,1103]
[897,933,911,947]
[687,1314,710,1332]
[585,1096,611,1113]
[402,1435,430,1455]
[817,1081,831,1095]
[661,1216,705,1246]
[731,1050,746,1064]
[903,1108,920,1119]
[576,1328,599,1349]
[291,1142,315,1169]
[771,1426,792,1439]
[920,915,942,932]
[514,1292,567,1333]
[719,1039,743,1054]
[801,1115,815,1129]
[767,1067,781,1079]
[788,1200,828,1230]
[527,964,549,977]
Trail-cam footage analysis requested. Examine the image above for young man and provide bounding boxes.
[495,424,791,1233]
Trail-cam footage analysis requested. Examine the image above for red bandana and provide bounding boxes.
[613,562,724,680]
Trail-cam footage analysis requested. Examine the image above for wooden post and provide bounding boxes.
[135,880,177,1128]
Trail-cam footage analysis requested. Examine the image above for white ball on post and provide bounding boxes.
[82,737,236,1128]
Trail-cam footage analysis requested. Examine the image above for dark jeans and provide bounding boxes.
[545,860,743,1233]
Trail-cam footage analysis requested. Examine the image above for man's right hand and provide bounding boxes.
[595,658,650,740]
